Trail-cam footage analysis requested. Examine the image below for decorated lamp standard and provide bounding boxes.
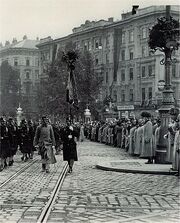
[16,104,23,127]
[62,50,79,123]
[148,6,180,163]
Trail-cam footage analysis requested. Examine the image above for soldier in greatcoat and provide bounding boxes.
[164,108,179,164]
[33,116,56,173]
[19,119,31,161]
[0,117,11,171]
[140,112,153,164]
[134,119,144,156]
[7,117,19,166]
[128,119,138,155]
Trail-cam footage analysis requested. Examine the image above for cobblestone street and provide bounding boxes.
[0,140,179,223]
[48,140,179,223]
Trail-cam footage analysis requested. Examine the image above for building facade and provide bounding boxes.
[37,5,180,119]
[0,36,40,118]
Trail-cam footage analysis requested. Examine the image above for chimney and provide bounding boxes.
[5,41,10,46]
[36,37,39,41]
[12,38,17,44]
[0,42,3,48]
[23,35,27,40]
[132,6,139,15]
[108,17,114,22]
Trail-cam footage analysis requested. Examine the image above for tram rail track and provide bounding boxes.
[37,162,68,223]
[0,158,38,189]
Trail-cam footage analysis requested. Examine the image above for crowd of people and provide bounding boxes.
[0,108,179,176]
[84,109,180,175]
[0,116,82,173]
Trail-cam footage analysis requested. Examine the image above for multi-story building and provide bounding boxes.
[0,36,40,118]
[37,5,180,119]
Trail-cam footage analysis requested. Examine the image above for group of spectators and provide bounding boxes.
[1,108,179,175]
[84,109,180,175]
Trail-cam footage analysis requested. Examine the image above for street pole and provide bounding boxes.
[155,6,175,163]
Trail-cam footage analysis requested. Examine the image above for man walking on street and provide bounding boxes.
[33,116,56,173]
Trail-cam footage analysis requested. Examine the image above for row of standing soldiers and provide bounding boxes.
[84,110,180,174]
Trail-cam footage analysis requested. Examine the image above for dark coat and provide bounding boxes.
[0,124,11,158]
[61,126,78,161]
[8,123,20,155]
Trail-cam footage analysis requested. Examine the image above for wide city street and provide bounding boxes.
[0,140,179,223]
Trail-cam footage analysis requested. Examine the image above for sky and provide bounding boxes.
[0,0,179,45]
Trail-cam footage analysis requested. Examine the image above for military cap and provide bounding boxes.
[141,111,151,118]
[169,107,179,116]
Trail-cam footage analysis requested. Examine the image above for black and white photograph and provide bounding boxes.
[0,0,179,222]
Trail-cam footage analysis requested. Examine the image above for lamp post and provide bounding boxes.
[148,6,180,163]
[62,50,78,123]
[16,104,23,127]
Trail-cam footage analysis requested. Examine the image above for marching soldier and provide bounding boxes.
[0,117,11,171]
[33,116,56,173]
[7,117,19,166]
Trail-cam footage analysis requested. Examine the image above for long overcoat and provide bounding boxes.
[128,126,136,155]
[0,124,11,159]
[140,120,153,158]
[172,130,180,171]
[62,126,78,161]
[33,124,56,164]
[134,126,143,155]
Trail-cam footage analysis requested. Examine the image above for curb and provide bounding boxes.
[96,164,178,176]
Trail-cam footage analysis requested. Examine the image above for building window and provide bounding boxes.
[26,58,30,66]
[35,58,39,67]
[142,66,146,77]
[148,65,153,76]
[148,87,152,99]
[95,58,98,65]
[129,68,133,80]
[142,27,147,39]
[172,64,176,77]
[14,58,18,66]
[35,70,39,79]
[95,41,99,49]
[113,71,117,82]
[106,36,109,47]
[106,72,108,84]
[142,88,146,103]
[129,30,134,42]
[113,90,117,102]
[142,46,146,57]
[129,49,134,60]
[122,32,125,44]
[121,90,125,102]
[129,89,134,101]
[26,71,30,79]
[25,83,31,94]
[106,53,109,63]
[121,69,125,81]
[121,50,125,61]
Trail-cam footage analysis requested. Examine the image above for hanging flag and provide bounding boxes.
[66,71,79,109]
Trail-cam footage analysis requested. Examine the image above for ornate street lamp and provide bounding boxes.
[16,103,23,127]
[148,6,180,163]
[62,50,79,123]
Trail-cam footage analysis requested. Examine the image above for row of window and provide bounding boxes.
[25,70,39,79]
[13,58,39,67]
[121,27,147,44]
[111,87,152,103]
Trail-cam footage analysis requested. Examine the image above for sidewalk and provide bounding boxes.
[96,158,178,175]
